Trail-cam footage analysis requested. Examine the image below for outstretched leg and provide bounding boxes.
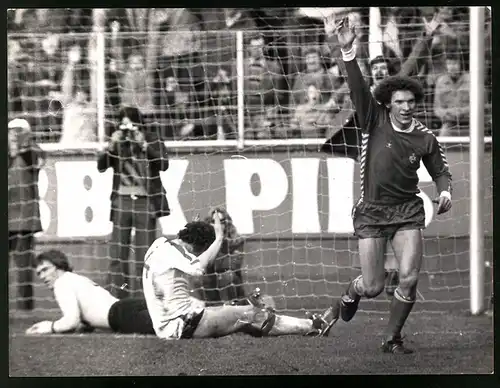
[192,305,337,338]
[192,304,274,338]
[192,289,339,338]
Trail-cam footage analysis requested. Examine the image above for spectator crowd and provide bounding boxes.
[7,7,492,144]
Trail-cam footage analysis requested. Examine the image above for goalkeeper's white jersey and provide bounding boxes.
[142,237,204,336]
[53,271,118,328]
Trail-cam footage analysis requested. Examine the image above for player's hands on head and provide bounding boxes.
[334,16,356,50]
[25,321,54,335]
[436,195,452,215]
[212,212,224,240]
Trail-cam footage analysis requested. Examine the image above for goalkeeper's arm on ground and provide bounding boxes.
[51,275,86,333]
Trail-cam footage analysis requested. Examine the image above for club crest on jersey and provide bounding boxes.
[409,153,417,164]
[386,142,392,148]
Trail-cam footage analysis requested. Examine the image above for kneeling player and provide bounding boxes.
[25,250,155,335]
[143,214,339,340]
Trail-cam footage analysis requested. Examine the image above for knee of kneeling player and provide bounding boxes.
[363,282,385,298]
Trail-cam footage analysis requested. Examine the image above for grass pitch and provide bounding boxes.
[9,311,493,376]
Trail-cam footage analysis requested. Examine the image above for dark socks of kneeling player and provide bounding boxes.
[385,287,415,340]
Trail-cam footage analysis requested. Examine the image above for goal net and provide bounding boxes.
[8,7,492,318]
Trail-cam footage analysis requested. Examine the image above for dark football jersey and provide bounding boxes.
[343,57,452,205]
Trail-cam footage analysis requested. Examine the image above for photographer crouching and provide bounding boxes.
[97,106,170,299]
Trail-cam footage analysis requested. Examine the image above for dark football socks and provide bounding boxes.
[386,288,415,338]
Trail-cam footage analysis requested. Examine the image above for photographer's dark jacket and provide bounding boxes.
[97,128,170,219]
[8,140,44,233]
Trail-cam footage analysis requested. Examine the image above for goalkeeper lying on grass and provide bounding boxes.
[143,213,340,340]
[26,250,155,335]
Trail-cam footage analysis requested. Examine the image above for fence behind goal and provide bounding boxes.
[8,7,492,316]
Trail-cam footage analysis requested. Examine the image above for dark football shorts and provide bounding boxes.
[180,309,205,339]
[353,196,425,239]
[108,298,155,334]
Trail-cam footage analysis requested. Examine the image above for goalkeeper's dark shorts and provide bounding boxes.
[353,196,425,239]
[180,309,205,339]
[108,298,155,335]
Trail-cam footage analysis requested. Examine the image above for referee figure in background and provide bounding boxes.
[8,118,45,311]
[97,106,170,299]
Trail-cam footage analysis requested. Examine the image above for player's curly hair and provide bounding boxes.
[34,250,73,272]
[177,221,216,254]
[373,76,424,106]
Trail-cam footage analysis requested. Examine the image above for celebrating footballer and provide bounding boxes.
[328,16,452,354]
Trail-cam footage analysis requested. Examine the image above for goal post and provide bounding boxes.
[7,7,492,318]
[469,6,486,316]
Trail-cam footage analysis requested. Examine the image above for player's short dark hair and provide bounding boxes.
[177,221,216,254]
[34,250,73,272]
[369,55,395,75]
[373,76,424,106]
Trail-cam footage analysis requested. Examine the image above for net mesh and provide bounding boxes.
[8,7,492,317]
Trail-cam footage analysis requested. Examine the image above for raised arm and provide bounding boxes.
[60,64,74,107]
[61,46,83,107]
[329,16,379,133]
[399,14,442,77]
[399,33,433,78]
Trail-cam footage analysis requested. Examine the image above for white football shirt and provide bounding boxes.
[53,271,118,329]
[142,237,205,336]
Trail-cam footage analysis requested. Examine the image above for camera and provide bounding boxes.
[119,122,138,141]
